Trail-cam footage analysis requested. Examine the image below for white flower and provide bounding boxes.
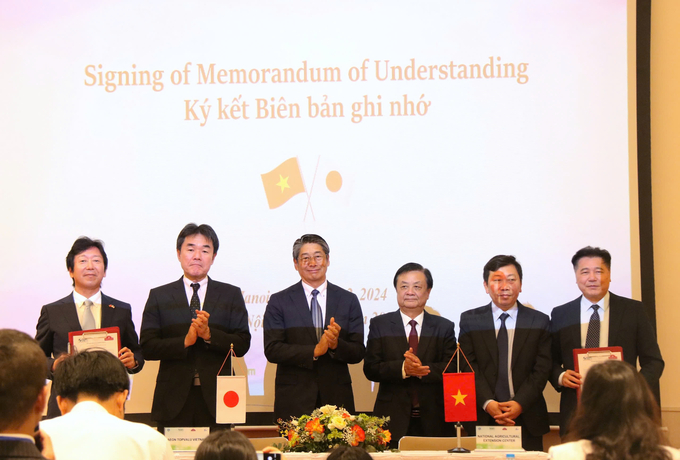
[327,415,348,430]
[319,405,337,415]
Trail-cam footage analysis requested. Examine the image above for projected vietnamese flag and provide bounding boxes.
[261,157,306,209]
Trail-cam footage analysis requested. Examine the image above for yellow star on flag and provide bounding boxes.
[452,389,467,405]
[276,175,290,192]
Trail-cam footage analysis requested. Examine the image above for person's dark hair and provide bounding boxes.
[393,262,433,290]
[53,350,129,402]
[66,237,109,286]
[571,246,612,270]
[0,329,47,431]
[483,255,523,283]
[327,445,373,460]
[566,360,671,460]
[177,223,220,255]
[292,234,330,260]
[194,430,257,460]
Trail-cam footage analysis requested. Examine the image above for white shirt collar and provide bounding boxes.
[580,291,610,313]
[301,280,327,297]
[183,276,208,290]
[73,290,102,305]
[491,302,518,321]
[400,309,425,328]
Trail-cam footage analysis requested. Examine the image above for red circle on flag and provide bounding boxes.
[223,391,239,408]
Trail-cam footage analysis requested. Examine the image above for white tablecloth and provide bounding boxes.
[175,450,549,460]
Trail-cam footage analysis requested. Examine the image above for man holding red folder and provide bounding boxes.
[550,246,664,437]
[35,237,144,418]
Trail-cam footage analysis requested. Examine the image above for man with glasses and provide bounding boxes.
[264,234,365,421]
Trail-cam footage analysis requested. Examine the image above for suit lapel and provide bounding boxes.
[511,303,532,367]
[325,282,338,328]
[480,304,499,367]
[59,295,82,332]
[203,277,220,316]
[389,311,409,351]
[101,293,114,327]
[417,311,435,358]
[172,278,192,323]
[568,297,582,348]
[289,282,317,342]
[607,293,623,346]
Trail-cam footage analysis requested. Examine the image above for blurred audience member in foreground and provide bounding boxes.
[327,445,372,460]
[548,360,678,460]
[195,430,282,460]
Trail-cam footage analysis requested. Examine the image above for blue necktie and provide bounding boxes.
[311,289,322,341]
[585,305,600,348]
[495,312,511,402]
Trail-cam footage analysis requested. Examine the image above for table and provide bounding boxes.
[175,450,549,459]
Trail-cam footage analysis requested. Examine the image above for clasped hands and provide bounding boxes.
[404,347,430,377]
[486,400,522,425]
[313,317,341,357]
[185,310,211,347]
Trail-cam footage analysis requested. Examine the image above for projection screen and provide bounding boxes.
[0,0,639,413]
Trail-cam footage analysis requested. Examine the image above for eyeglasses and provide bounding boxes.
[299,254,326,265]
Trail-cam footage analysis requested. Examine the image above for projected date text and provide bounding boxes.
[347,287,388,301]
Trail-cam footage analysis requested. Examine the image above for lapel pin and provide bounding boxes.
[108,304,115,309]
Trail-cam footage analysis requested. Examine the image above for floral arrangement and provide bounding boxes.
[278,405,391,453]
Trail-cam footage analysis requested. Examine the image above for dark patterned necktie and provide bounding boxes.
[495,312,511,402]
[190,283,200,319]
[585,305,600,348]
[311,289,323,341]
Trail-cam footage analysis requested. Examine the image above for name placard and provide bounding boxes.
[164,427,210,451]
[475,426,523,450]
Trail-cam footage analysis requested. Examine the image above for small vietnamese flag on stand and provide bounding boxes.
[443,344,477,453]
[443,372,476,422]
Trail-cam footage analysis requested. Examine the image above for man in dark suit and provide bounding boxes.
[263,234,365,422]
[0,329,54,460]
[550,246,664,437]
[140,223,251,431]
[459,255,551,452]
[35,237,144,418]
[364,263,457,448]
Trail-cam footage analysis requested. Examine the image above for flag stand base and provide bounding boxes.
[447,423,471,453]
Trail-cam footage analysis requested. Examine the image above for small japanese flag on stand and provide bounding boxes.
[216,375,246,424]
[215,345,247,424]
